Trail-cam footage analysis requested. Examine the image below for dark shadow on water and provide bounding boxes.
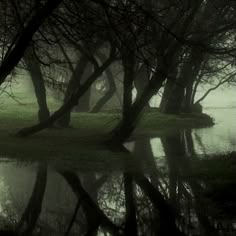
[1,131,236,235]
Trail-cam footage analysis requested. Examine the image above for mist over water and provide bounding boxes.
[197,89,236,154]
[200,88,236,108]
[1,0,236,234]
[148,89,236,157]
[148,107,236,158]
[1,92,235,235]
[194,107,236,154]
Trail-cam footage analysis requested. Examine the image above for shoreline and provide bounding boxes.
[0,109,214,161]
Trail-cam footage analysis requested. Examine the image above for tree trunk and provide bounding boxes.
[105,52,136,147]
[57,57,89,127]
[107,71,166,147]
[182,53,205,113]
[183,80,194,113]
[163,50,204,114]
[122,54,135,127]
[162,68,187,114]
[90,50,118,113]
[134,63,150,104]
[24,48,50,122]
[90,66,116,113]
[74,63,93,112]
[159,79,175,112]
[16,55,114,137]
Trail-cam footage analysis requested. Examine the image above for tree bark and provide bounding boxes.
[90,64,116,113]
[24,48,50,122]
[134,63,150,104]
[159,79,175,112]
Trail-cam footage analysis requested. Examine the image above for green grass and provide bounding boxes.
[0,99,214,162]
[138,110,214,136]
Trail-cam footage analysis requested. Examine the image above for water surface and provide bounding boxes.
[0,108,235,235]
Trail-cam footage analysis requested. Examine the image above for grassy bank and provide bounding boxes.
[0,102,214,133]
[0,101,214,160]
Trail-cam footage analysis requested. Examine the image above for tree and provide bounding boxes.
[23,47,50,122]
[1,0,235,147]
[0,0,63,85]
[160,0,236,114]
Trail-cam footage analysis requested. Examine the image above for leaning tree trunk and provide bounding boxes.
[24,48,50,122]
[57,57,89,127]
[107,39,181,146]
[90,66,116,113]
[107,71,167,147]
[74,63,93,112]
[16,55,115,137]
[90,52,116,113]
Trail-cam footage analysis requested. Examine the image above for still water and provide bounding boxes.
[144,107,236,158]
[0,108,235,235]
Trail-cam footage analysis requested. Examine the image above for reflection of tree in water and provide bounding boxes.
[17,163,47,235]
[1,136,236,235]
[161,130,236,236]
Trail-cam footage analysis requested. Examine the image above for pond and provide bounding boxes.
[126,107,236,157]
[192,107,236,155]
[0,108,235,235]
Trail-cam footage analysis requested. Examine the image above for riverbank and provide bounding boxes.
[0,102,214,160]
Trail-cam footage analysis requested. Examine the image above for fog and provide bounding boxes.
[1,1,236,235]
